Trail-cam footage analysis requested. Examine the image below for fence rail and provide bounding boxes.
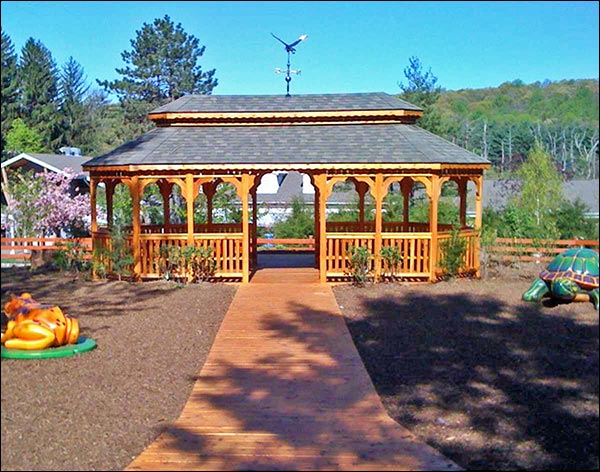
[486,238,599,262]
[3,236,598,270]
[1,237,92,261]
[256,237,315,251]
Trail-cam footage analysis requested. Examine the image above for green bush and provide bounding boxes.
[54,240,90,273]
[345,245,372,286]
[380,245,403,281]
[439,224,467,279]
[159,244,216,283]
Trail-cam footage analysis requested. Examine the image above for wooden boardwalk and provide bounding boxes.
[126,268,461,471]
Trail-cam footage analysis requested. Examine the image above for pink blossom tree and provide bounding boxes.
[33,168,91,237]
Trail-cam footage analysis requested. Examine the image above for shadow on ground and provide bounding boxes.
[339,288,598,470]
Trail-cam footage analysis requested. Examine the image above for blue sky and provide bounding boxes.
[1,1,598,98]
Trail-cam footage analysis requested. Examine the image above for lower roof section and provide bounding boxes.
[83,123,490,169]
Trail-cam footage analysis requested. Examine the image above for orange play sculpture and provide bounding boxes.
[1,293,79,350]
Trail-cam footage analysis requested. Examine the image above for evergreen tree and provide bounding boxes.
[18,38,60,150]
[1,30,19,158]
[398,56,443,133]
[57,56,90,148]
[98,15,218,140]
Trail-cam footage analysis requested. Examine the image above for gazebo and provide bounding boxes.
[83,92,490,283]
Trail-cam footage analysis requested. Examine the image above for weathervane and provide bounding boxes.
[271,33,308,97]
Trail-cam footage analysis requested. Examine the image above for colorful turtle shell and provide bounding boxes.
[539,247,599,290]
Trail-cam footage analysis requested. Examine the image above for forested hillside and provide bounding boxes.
[432,79,599,179]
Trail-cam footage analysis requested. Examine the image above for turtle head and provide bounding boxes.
[551,278,580,301]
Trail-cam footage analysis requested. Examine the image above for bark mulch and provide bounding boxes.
[1,262,598,471]
[333,262,599,470]
[1,267,237,471]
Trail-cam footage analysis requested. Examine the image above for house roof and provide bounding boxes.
[150,92,423,114]
[483,179,599,215]
[2,152,90,178]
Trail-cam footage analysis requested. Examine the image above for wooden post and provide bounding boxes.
[429,175,440,282]
[355,180,369,232]
[158,180,174,231]
[314,174,329,283]
[373,174,384,282]
[474,175,483,277]
[103,179,117,228]
[314,182,320,269]
[251,185,258,269]
[458,178,468,227]
[90,177,97,234]
[400,177,412,232]
[202,180,218,227]
[129,176,142,280]
[185,174,194,245]
[240,174,254,284]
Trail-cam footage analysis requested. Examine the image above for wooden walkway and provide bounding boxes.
[126,268,461,471]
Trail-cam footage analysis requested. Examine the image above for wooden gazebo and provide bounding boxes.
[83,92,490,283]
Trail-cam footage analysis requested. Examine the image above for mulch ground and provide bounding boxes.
[1,262,598,471]
[333,262,599,470]
[1,267,237,471]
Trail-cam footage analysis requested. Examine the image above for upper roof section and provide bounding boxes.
[148,92,423,126]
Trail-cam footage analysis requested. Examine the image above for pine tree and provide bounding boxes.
[57,56,90,148]
[98,15,218,140]
[397,56,444,134]
[18,38,61,150]
[1,30,20,157]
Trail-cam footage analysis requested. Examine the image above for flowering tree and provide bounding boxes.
[4,167,91,237]
[34,168,91,236]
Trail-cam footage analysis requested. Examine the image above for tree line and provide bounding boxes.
[398,58,599,179]
[1,15,216,159]
[1,16,598,181]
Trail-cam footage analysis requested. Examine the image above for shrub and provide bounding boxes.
[380,245,403,281]
[345,245,372,286]
[439,224,467,279]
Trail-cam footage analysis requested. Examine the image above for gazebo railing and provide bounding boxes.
[137,223,241,234]
[326,221,456,233]
[325,228,478,280]
[436,228,479,276]
[138,233,243,278]
[92,229,243,279]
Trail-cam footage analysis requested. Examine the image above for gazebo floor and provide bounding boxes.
[126,268,461,471]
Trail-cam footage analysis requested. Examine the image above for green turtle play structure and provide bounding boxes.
[522,247,599,310]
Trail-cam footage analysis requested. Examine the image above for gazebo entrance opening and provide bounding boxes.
[254,171,317,270]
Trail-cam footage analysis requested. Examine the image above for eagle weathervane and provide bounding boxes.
[272,33,308,97]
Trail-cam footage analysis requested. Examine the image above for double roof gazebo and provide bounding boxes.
[83,92,490,283]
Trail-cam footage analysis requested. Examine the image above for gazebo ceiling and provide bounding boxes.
[82,92,490,171]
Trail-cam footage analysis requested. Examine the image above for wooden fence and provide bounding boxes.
[485,238,599,263]
[256,237,315,251]
[3,236,598,267]
[1,237,93,262]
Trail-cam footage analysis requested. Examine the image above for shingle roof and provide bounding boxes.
[2,153,91,177]
[150,92,422,114]
[84,123,487,168]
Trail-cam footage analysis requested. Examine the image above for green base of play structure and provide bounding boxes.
[1,336,97,359]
